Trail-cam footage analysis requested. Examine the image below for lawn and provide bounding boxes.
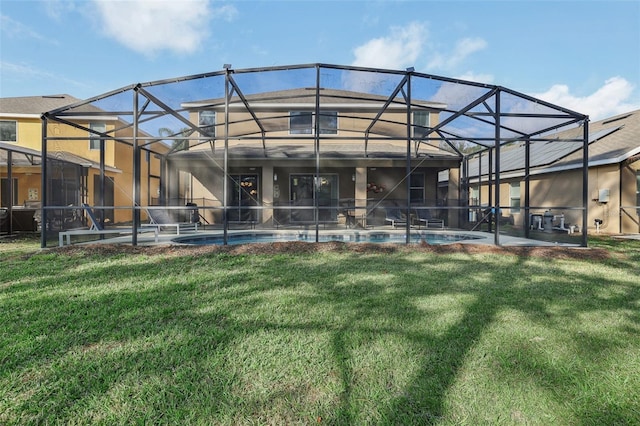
[1,237,639,425]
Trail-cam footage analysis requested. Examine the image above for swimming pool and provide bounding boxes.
[173,230,483,245]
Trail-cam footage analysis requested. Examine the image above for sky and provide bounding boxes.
[1,0,639,121]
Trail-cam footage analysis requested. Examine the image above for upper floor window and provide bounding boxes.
[89,122,106,150]
[290,111,337,135]
[199,111,216,136]
[413,111,430,138]
[0,120,17,142]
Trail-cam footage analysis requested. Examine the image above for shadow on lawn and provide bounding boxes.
[2,245,639,424]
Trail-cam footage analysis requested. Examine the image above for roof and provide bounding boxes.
[0,141,120,173]
[466,109,640,178]
[0,94,81,117]
[182,87,447,111]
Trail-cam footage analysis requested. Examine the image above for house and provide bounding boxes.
[0,94,165,235]
[173,87,459,228]
[35,64,589,246]
[462,109,640,235]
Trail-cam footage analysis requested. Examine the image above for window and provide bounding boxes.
[510,182,521,213]
[199,111,216,136]
[0,120,17,142]
[470,187,479,206]
[318,111,338,135]
[89,122,106,150]
[413,111,430,138]
[290,111,337,135]
[410,173,425,204]
[290,112,312,134]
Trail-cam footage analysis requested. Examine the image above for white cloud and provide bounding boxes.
[0,61,91,92]
[427,37,487,71]
[0,14,58,45]
[454,71,494,85]
[351,22,427,70]
[92,0,236,55]
[45,0,77,21]
[533,77,639,120]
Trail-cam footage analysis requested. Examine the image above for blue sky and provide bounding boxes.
[1,0,639,120]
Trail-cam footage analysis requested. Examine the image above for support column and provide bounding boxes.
[448,166,460,228]
[262,165,274,225]
[582,118,589,247]
[494,92,501,246]
[132,89,141,245]
[40,116,48,248]
[524,138,531,239]
[355,166,367,223]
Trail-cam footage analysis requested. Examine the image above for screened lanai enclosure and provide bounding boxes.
[39,63,589,247]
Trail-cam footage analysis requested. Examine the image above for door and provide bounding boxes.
[290,174,338,223]
[228,174,259,222]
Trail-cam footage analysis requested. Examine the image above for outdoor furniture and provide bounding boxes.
[414,209,444,229]
[59,204,158,247]
[385,208,407,228]
[144,208,199,235]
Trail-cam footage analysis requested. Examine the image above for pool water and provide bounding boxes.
[173,231,482,245]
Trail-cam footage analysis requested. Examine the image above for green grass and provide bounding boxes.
[1,237,639,425]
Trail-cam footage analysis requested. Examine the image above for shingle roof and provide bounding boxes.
[467,109,640,177]
[182,88,447,110]
[0,94,81,115]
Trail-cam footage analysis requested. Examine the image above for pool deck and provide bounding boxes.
[62,227,583,248]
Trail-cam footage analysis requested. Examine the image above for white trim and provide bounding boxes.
[0,113,41,119]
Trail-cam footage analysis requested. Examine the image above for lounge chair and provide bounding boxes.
[385,208,407,228]
[144,208,199,235]
[414,209,444,229]
[59,204,157,246]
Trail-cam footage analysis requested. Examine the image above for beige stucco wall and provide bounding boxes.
[471,161,640,234]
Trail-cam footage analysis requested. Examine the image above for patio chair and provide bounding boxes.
[414,209,444,229]
[385,208,407,228]
[145,208,198,235]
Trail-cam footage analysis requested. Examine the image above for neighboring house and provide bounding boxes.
[0,94,165,234]
[462,109,640,234]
